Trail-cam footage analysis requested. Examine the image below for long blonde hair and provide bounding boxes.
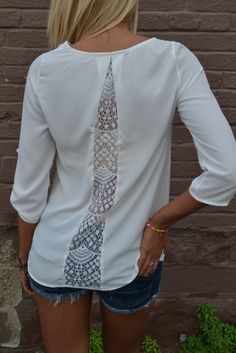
[47,0,139,49]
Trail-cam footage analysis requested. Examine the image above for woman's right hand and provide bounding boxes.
[137,226,170,276]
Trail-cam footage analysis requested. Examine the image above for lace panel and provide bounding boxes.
[64,58,119,287]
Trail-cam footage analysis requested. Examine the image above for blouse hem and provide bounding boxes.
[27,260,165,291]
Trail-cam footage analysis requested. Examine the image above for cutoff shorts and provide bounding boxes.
[28,260,163,314]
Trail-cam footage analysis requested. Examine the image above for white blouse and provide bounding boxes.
[10,37,236,290]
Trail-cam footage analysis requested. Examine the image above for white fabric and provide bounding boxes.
[10,37,236,289]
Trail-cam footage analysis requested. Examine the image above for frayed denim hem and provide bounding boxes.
[98,287,161,315]
[30,281,90,308]
[48,289,90,308]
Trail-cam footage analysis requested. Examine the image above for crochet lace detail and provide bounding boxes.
[64,58,119,287]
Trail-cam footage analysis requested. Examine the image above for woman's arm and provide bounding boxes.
[138,42,236,275]
[10,55,56,264]
[150,189,207,229]
[159,42,236,221]
[17,214,38,263]
[137,190,207,276]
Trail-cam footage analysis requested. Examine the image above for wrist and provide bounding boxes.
[19,253,28,263]
[148,216,170,230]
[17,256,28,272]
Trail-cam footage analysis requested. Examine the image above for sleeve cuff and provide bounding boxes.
[17,211,40,224]
[188,187,230,207]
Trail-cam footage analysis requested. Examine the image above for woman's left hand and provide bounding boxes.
[20,269,36,296]
[137,226,170,276]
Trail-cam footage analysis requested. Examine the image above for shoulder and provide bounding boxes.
[151,37,175,50]
[153,39,201,65]
[27,44,65,78]
[172,40,203,68]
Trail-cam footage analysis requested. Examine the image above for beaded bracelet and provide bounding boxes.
[146,219,168,234]
[16,257,28,273]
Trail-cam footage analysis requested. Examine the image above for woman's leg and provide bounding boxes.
[34,291,93,353]
[100,301,151,353]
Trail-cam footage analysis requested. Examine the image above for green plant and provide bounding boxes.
[89,329,161,353]
[140,334,162,353]
[89,329,103,353]
[180,303,236,353]
[179,334,212,353]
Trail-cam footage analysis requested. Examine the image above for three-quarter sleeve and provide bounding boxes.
[10,55,56,223]
[175,41,236,206]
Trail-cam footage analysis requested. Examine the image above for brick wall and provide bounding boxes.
[0,1,236,352]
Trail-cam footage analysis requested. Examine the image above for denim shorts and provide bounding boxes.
[28,261,163,314]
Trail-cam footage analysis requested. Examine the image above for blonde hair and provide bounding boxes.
[47,0,139,49]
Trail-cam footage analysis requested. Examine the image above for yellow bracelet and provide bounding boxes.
[146,219,167,233]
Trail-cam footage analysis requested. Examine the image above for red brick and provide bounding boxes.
[214,89,236,108]
[222,73,236,88]
[176,211,236,227]
[0,157,16,183]
[0,29,7,45]
[0,102,22,121]
[21,9,48,28]
[197,53,236,71]
[7,29,48,48]
[172,126,193,143]
[171,143,198,161]
[140,0,186,11]
[0,84,24,102]
[230,14,236,30]
[139,13,169,30]
[206,71,223,88]
[171,161,202,178]
[169,13,230,31]
[170,177,193,195]
[161,267,236,292]
[222,108,236,125]
[0,9,20,27]
[165,227,236,264]
[0,47,29,65]
[0,0,48,9]
[186,0,236,12]
[154,33,236,51]
[0,187,16,225]
[0,121,20,138]
[0,140,18,156]
[0,66,27,84]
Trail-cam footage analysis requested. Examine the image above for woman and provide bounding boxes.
[10,1,236,353]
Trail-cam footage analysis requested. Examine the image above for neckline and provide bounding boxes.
[63,37,157,56]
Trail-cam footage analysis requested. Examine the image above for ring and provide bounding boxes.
[148,262,154,267]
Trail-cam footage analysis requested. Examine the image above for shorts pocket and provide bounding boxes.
[108,281,154,309]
